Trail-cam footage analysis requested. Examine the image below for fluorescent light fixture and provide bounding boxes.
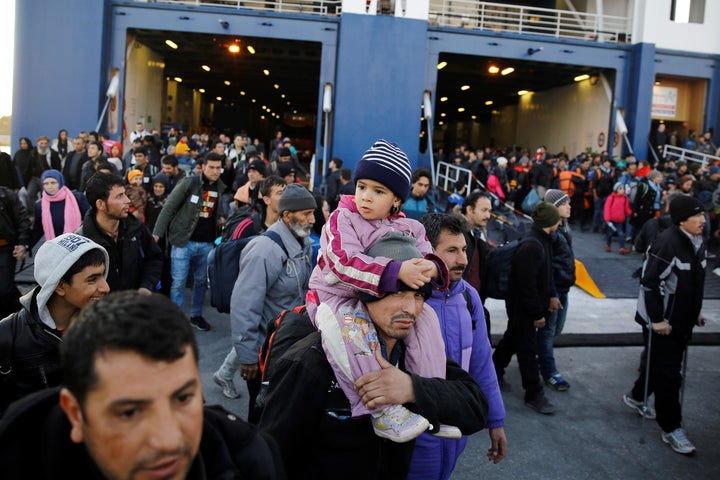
[173,77,182,82]
[247,46,255,54]
[224,80,231,86]
[485,100,493,105]
[263,69,270,76]
[501,67,515,76]
[437,61,447,70]
[165,40,178,49]
[440,97,448,102]
[228,45,240,54]
[517,90,529,96]
[488,66,499,74]
[574,74,590,82]
[201,65,211,72]
[461,85,470,91]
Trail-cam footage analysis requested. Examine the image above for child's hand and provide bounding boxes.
[398,259,434,289]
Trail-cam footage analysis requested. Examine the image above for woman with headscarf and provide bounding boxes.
[31,170,90,247]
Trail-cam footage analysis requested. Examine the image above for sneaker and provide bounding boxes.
[661,428,696,455]
[621,393,656,420]
[525,394,555,414]
[497,376,512,393]
[545,374,570,391]
[619,247,631,254]
[371,405,429,443]
[213,372,241,399]
[429,424,462,439]
[190,316,211,331]
[604,245,612,252]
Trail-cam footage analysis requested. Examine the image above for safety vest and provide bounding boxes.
[559,170,583,197]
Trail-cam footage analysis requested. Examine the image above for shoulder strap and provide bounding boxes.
[461,288,476,330]
[262,230,289,259]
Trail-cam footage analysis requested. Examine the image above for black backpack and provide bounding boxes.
[221,205,263,242]
[484,237,543,299]
[594,169,615,198]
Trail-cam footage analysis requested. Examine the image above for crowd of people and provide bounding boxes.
[0,124,716,478]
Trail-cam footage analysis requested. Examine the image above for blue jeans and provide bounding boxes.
[170,241,213,317]
[606,221,626,249]
[593,197,607,230]
[536,292,569,380]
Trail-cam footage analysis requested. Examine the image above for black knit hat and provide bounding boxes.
[669,195,705,225]
[532,202,561,228]
[278,184,316,215]
[353,139,412,202]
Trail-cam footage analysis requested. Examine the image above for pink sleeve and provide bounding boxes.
[603,196,612,222]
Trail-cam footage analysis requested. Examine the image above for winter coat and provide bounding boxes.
[551,222,576,294]
[510,225,554,321]
[603,192,632,223]
[230,219,313,364]
[259,331,488,480]
[636,225,706,338]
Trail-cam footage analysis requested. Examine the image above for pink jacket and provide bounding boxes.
[486,174,505,199]
[604,192,632,223]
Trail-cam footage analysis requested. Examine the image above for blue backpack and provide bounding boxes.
[207,231,287,314]
[484,237,543,299]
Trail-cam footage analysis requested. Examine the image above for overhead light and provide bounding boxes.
[240,91,245,95]
[471,115,477,120]
[262,105,267,110]
[485,100,493,105]
[286,101,291,105]
[488,66,499,74]
[247,45,255,54]
[216,96,222,101]
[438,121,444,126]
[517,90,529,96]
[461,85,470,91]
[501,67,515,76]
[441,113,446,117]
[293,109,297,114]
[654,80,661,85]
[228,44,240,54]
[201,65,211,72]
[440,96,448,102]
[251,98,256,103]
[281,94,286,98]
[198,88,205,93]
[574,74,590,82]
[173,77,182,82]
[165,39,178,49]
[224,80,231,86]
[273,84,279,89]
[263,69,270,76]
[437,61,447,70]
[261,115,266,120]
[458,107,465,112]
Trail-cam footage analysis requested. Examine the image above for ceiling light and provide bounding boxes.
[251,98,256,103]
[247,45,255,54]
[173,77,182,83]
[263,69,270,76]
[216,96,222,101]
[574,74,590,82]
[441,113,446,117]
[471,115,477,120]
[165,40,178,49]
[286,101,291,105]
[224,80,231,86]
[228,44,240,54]
[437,61,447,70]
[273,84,280,89]
[488,66,500,74]
[458,107,465,112]
[261,115,266,120]
[461,85,470,91]
[293,110,298,114]
[440,97,448,102]
[198,88,205,93]
[654,81,661,85]
[201,65,211,72]
[240,91,245,95]
[485,100,493,105]
[501,67,515,76]
[517,90,529,96]
[281,94,286,98]
[439,121,444,126]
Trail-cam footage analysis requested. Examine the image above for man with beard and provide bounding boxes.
[229,184,315,423]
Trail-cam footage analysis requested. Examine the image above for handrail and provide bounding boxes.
[135,0,343,16]
[435,161,473,195]
[662,144,720,170]
[428,0,632,44]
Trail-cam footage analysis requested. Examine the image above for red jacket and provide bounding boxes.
[604,192,632,223]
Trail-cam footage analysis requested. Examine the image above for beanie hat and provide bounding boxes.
[152,173,169,188]
[669,195,705,225]
[41,169,65,191]
[279,147,292,157]
[278,184,316,215]
[34,233,109,329]
[277,162,295,178]
[353,139,412,202]
[496,157,508,167]
[532,202,561,228]
[613,182,625,193]
[247,159,267,175]
[543,189,569,206]
[361,232,432,301]
[127,169,144,183]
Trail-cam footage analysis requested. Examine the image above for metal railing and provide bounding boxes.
[429,0,632,44]
[435,161,473,195]
[662,144,720,170]
[139,0,342,16]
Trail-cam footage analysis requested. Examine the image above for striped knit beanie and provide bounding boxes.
[353,139,412,202]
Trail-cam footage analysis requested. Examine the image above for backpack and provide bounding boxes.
[484,236,544,299]
[207,230,287,314]
[628,179,644,205]
[254,305,316,418]
[221,205,263,242]
[594,169,615,198]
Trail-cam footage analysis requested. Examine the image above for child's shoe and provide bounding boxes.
[429,423,462,439]
[371,405,429,443]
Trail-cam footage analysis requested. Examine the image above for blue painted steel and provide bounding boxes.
[626,43,656,161]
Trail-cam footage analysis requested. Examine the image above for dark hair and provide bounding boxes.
[133,147,148,157]
[260,175,286,198]
[88,140,103,152]
[279,147,292,157]
[61,292,198,408]
[330,157,343,169]
[340,167,352,181]
[61,248,107,284]
[210,139,225,150]
[85,172,124,208]
[205,152,224,163]
[461,190,491,215]
[420,213,469,248]
[162,154,179,167]
[19,137,33,149]
[411,167,433,186]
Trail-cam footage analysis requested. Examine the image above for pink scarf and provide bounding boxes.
[41,186,82,240]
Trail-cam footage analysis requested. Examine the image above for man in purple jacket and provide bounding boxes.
[409,213,507,479]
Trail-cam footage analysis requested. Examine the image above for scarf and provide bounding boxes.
[41,186,82,240]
